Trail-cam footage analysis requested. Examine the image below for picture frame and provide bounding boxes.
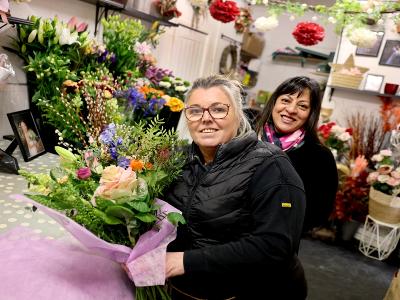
[364,74,384,92]
[7,109,46,162]
[379,40,400,68]
[355,31,384,57]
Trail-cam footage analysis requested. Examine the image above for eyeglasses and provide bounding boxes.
[184,103,230,121]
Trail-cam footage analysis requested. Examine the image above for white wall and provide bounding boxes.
[325,16,400,126]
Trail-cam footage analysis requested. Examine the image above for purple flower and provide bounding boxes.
[77,167,91,180]
[100,124,116,145]
[117,157,130,168]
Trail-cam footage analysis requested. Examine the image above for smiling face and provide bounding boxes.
[186,86,239,162]
[272,89,311,134]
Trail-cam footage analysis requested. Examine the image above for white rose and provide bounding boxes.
[331,125,345,135]
[338,132,351,142]
[371,154,384,162]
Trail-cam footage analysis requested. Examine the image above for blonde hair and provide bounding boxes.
[186,74,252,138]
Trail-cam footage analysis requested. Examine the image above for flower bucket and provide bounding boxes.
[369,187,400,224]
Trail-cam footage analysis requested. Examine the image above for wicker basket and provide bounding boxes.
[369,187,400,224]
[330,54,369,89]
[331,73,364,89]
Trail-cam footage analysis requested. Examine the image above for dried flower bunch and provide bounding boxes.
[154,0,182,19]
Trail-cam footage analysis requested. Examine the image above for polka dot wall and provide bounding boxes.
[0,141,67,240]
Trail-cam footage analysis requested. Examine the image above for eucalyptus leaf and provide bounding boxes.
[135,213,157,223]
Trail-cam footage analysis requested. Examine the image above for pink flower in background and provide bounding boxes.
[84,150,99,169]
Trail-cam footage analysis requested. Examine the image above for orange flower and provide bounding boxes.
[130,159,144,172]
[145,162,153,170]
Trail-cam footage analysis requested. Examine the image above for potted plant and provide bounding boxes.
[367,149,400,224]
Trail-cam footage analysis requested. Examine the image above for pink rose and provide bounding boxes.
[77,167,91,180]
[92,166,138,205]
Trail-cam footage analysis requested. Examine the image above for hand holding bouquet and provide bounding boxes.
[19,119,186,299]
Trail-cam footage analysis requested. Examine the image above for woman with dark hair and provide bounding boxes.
[165,74,307,299]
[257,76,338,233]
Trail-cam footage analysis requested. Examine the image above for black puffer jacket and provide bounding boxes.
[166,132,307,299]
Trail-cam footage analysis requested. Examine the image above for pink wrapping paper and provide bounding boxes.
[7,194,179,287]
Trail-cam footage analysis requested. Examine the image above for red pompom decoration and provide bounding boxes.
[292,22,325,46]
[209,0,240,23]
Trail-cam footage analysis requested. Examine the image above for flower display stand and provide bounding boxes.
[359,215,400,261]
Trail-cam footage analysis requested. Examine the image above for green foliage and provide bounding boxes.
[102,15,145,76]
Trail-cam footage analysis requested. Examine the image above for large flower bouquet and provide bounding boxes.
[318,121,352,161]
[18,119,186,299]
[367,149,400,196]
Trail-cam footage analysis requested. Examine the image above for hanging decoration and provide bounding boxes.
[292,22,325,46]
[219,45,237,75]
[347,27,377,48]
[190,0,208,29]
[253,15,278,32]
[234,7,253,34]
[209,0,240,24]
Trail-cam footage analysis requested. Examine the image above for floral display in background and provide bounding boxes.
[367,149,400,196]
[292,22,325,46]
[318,121,352,162]
[330,155,370,223]
[234,7,253,34]
[19,119,186,300]
[209,0,240,23]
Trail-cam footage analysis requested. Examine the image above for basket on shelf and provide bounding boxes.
[369,187,400,224]
[330,55,369,89]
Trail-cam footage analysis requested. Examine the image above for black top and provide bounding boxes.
[285,135,338,232]
[165,132,307,299]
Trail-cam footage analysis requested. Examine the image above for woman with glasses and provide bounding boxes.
[256,76,338,235]
[165,74,307,299]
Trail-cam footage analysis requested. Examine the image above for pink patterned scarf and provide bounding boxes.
[263,123,305,152]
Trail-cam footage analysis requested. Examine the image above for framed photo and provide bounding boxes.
[379,40,400,68]
[364,74,384,92]
[7,109,46,162]
[355,31,384,57]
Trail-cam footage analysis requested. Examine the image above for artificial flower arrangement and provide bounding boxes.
[18,119,186,300]
[318,121,352,161]
[292,22,325,46]
[209,0,240,23]
[367,149,400,196]
[366,148,400,224]
[234,7,253,34]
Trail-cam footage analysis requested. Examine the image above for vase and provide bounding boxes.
[384,83,399,95]
[158,108,182,132]
[341,220,361,241]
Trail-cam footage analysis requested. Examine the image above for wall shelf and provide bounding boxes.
[328,85,400,99]
[272,53,326,67]
[80,0,178,35]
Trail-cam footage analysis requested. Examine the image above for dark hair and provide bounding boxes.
[256,76,322,143]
